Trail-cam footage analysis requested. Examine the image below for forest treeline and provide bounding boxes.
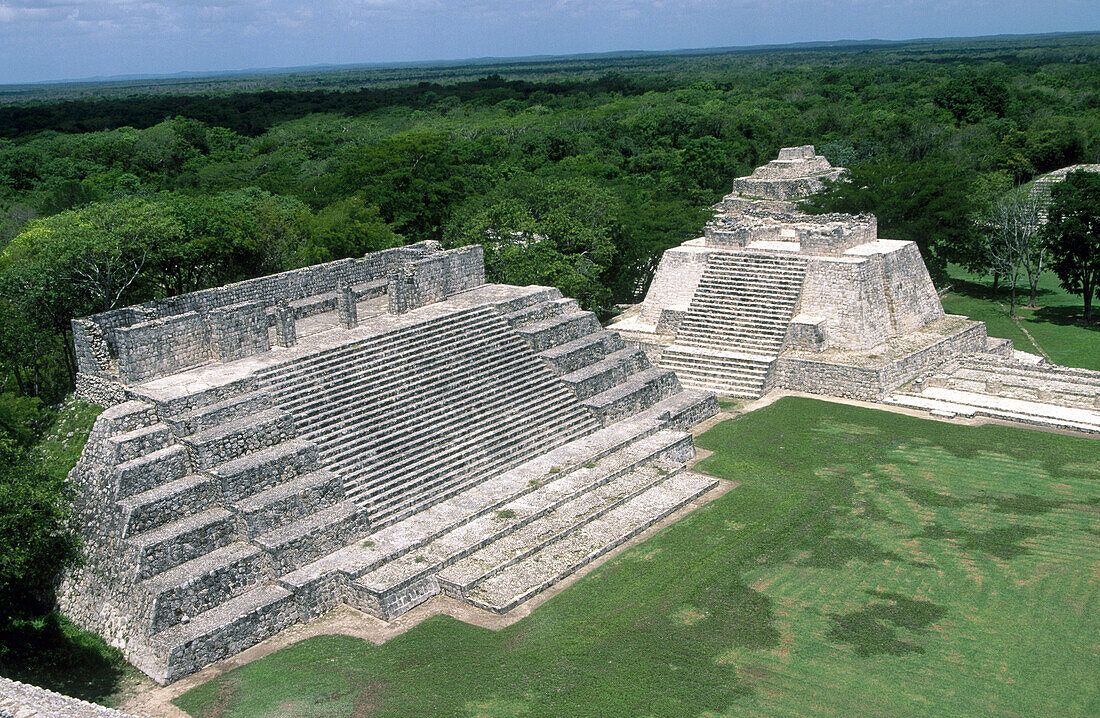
[2,37,1098,408]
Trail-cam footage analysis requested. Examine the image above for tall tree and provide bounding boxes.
[982,186,1043,316]
[1042,170,1100,323]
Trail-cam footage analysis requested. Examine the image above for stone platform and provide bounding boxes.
[60,245,718,684]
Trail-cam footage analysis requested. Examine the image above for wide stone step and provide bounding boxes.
[463,473,718,613]
[295,336,547,450]
[255,501,368,575]
[276,322,531,416]
[141,542,269,635]
[128,508,237,580]
[233,469,343,538]
[118,474,220,538]
[504,298,579,329]
[208,438,320,503]
[437,462,684,597]
[144,584,298,685]
[348,410,601,526]
[344,401,598,518]
[560,348,651,400]
[582,368,680,426]
[165,391,272,438]
[114,444,189,500]
[538,331,627,375]
[275,424,693,613]
[181,409,295,470]
[106,423,172,464]
[676,376,767,398]
[516,312,602,352]
[315,354,585,472]
[345,430,694,619]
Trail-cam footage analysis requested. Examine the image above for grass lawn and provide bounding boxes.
[175,398,1100,718]
[940,266,1100,370]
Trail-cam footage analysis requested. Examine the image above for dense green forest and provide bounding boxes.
[0,35,1098,665]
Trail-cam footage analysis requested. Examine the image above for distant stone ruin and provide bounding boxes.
[612,146,1004,400]
[60,241,718,684]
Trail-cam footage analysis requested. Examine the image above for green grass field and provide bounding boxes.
[941,267,1100,371]
[175,398,1100,718]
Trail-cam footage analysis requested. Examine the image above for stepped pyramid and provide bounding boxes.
[60,243,718,684]
[612,146,1002,400]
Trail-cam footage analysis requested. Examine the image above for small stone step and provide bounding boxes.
[145,584,297,685]
[208,438,320,503]
[128,508,236,580]
[118,474,219,538]
[142,542,269,634]
[114,445,189,500]
[464,473,718,613]
[233,469,343,538]
[255,501,368,575]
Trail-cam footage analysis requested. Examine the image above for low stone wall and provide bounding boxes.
[115,312,209,384]
[209,301,270,363]
[775,322,988,400]
[388,245,485,314]
[72,242,445,378]
[0,677,142,718]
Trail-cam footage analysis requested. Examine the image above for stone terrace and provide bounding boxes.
[60,244,718,684]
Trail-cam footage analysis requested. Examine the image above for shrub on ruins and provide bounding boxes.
[802,158,979,282]
[1042,169,1100,323]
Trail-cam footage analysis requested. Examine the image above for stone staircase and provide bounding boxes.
[257,304,601,528]
[280,404,717,622]
[67,380,372,684]
[659,251,808,397]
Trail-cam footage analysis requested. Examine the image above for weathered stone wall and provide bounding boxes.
[388,245,485,314]
[637,245,711,327]
[208,301,270,363]
[73,242,444,378]
[878,242,945,334]
[799,257,892,350]
[115,312,210,384]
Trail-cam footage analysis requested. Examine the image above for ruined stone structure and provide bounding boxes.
[0,678,142,718]
[60,241,719,684]
[613,146,1007,400]
[1029,163,1100,223]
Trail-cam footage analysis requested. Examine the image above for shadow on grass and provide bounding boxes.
[827,590,947,657]
[0,612,128,705]
[795,536,903,569]
[948,277,1096,330]
[917,523,1045,560]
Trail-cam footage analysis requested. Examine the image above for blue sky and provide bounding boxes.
[1,0,1098,85]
